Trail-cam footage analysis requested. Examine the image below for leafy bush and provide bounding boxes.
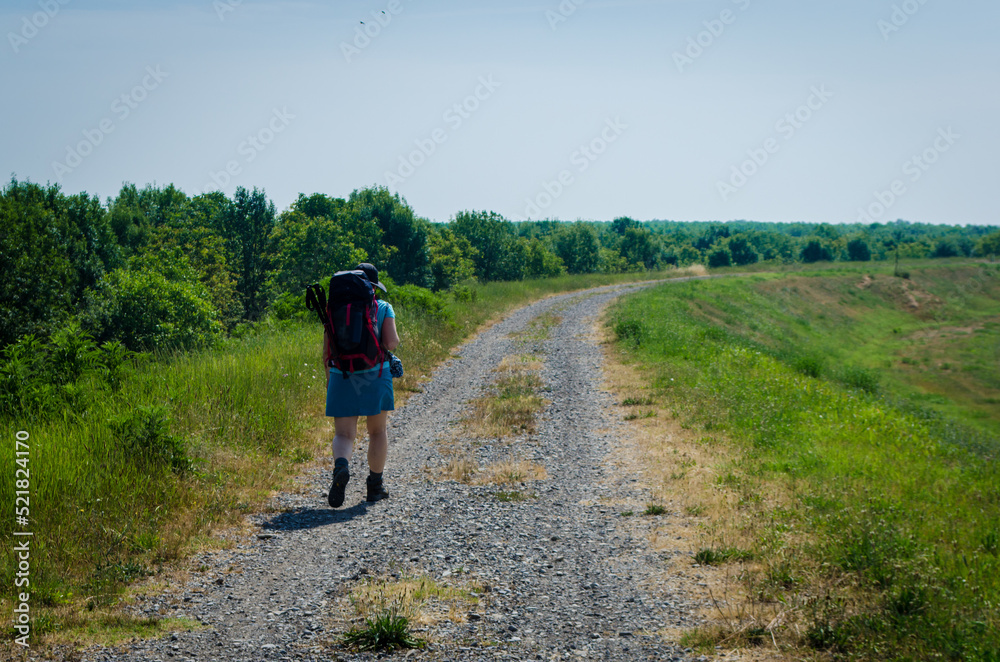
[552,222,601,274]
[386,284,452,323]
[0,324,133,419]
[84,267,223,352]
[267,211,368,295]
[791,353,826,379]
[522,237,566,278]
[269,290,312,322]
[450,281,478,303]
[847,237,872,261]
[707,246,732,268]
[931,239,962,258]
[48,322,103,384]
[801,239,835,263]
[837,365,881,393]
[613,317,646,347]
[428,227,478,290]
[0,334,55,417]
[109,405,190,474]
[727,235,760,266]
[0,180,121,348]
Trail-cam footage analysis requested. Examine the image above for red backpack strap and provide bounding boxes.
[364,293,384,377]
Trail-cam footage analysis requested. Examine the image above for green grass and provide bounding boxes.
[0,320,326,610]
[609,260,1000,660]
[699,259,1000,438]
[341,608,425,652]
[621,396,655,406]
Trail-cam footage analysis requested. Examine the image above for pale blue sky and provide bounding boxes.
[2,0,998,225]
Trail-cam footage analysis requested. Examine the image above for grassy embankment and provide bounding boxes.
[0,268,683,647]
[607,259,999,660]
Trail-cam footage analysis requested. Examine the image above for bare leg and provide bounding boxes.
[365,411,389,474]
[333,417,358,461]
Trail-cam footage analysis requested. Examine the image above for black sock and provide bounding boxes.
[335,457,349,469]
[368,471,383,484]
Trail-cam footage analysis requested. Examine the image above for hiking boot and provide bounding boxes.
[366,474,389,503]
[328,459,350,508]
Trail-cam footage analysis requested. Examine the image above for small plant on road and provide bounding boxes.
[341,606,425,652]
[694,547,753,566]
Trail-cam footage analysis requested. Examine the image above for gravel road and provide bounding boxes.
[77,281,715,662]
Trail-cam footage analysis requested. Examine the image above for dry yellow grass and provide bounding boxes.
[438,454,546,487]
[511,312,564,342]
[463,355,547,438]
[442,455,479,483]
[497,354,544,372]
[337,575,481,630]
[476,458,547,485]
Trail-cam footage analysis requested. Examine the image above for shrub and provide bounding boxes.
[269,290,311,322]
[0,326,134,419]
[847,238,872,262]
[0,334,56,417]
[386,284,452,323]
[728,236,760,266]
[837,365,881,394]
[707,246,732,268]
[109,405,190,474]
[792,353,826,379]
[931,239,961,258]
[801,239,835,263]
[613,317,646,347]
[450,281,478,303]
[523,237,566,278]
[84,268,223,352]
[48,322,102,385]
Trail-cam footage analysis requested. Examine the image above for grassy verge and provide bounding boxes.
[0,267,688,647]
[606,261,1000,660]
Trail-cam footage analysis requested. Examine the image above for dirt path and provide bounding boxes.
[94,281,714,662]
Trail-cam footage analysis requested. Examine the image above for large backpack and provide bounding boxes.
[305,270,384,378]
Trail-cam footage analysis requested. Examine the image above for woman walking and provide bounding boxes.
[326,263,399,508]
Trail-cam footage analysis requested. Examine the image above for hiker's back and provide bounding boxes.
[324,270,383,374]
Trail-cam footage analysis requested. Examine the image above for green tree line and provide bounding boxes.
[2,176,998,366]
